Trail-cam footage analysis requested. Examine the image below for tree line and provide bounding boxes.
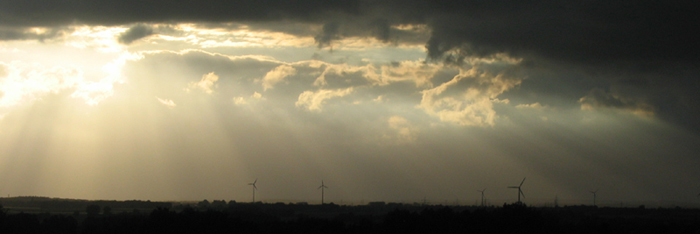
[1,202,700,234]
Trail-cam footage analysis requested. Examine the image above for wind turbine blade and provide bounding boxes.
[519,177,526,186]
[483,188,486,192]
[508,186,518,188]
[520,190,525,198]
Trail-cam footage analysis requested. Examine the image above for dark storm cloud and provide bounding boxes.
[3,1,698,61]
[579,88,655,115]
[0,27,66,41]
[118,24,154,45]
[0,0,361,27]
[419,1,700,63]
[3,0,697,64]
[314,22,340,48]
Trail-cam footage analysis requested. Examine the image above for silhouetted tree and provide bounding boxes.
[211,200,227,209]
[197,199,210,209]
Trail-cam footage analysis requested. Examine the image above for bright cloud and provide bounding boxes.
[67,25,128,53]
[579,88,656,117]
[375,60,441,87]
[295,87,354,112]
[516,102,545,109]
[233,92,264,106]
[262,64,296,90]
[0,61,83,107]
[418,66,521,126]
[157,97,176,108]
[187,72,219,94]
[385,116,418,143]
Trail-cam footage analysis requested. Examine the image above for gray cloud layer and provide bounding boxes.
[118,24,154,45]
[3,1,697,60]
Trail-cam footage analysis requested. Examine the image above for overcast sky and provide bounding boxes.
[1,0,699,206]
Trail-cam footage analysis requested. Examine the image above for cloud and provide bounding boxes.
[233,92,264,106]
[187,72,219,94]
[375,60,441,87]
[262,64,296,90]
[418,66,521,126]
[117,24,154,44]
[295,87,354,112]
[0,27,67,41]
[385,116,417,143]
[3,1,698,61]
[157,97,176,108]
[314,22,341,48]
[312,62,377,88]
[0,61,83,108]
[515,102,545,110]
[579,88,655,117]
[0,63,7,77]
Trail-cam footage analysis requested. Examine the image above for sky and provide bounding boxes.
[1,0,699,206]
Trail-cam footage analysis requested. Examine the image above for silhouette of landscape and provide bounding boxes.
[2,196,700,233]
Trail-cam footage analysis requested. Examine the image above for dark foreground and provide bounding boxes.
[1,201,700,234]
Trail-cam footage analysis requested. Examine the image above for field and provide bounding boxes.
[2,197,700,233]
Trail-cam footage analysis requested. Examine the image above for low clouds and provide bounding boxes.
[157,97,176,108]
[314,23,341,48]
[233,92,263,106]
[295,87,354,112]
[121,50,521,126]
[386,116,417,143]
[0,62,7,77]
[579,88,655,117]
[418,67,521,126]
[187,72,219,94]
[0,27,67,41]
[262,65,296,90]
[117,24,154,45]
[0,61,83,107]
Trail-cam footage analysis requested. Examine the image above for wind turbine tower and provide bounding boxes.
[477,188,486,207]
[248,179,258,203]
[508,178,526,204]
[590,189,598,206]
[318,180,329,205]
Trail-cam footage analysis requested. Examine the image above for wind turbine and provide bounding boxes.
[318,180,329,205]
[477,188,486,207]
[590,189,598,206]
[508,177,526,203]
[248,179,258,203]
